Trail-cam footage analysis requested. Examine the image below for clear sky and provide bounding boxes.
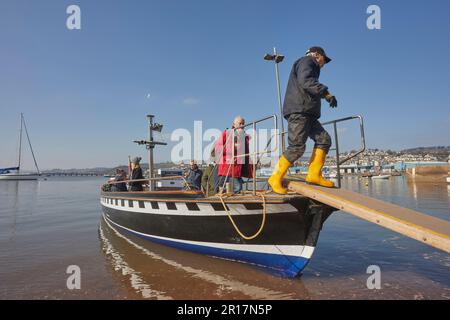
[1,0,449,170]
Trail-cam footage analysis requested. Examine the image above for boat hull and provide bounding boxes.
[100,192,334,277]
[0,173,40,180]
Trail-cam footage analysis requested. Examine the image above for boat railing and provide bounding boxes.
[103,175,193,191]
[321,115,366,188]
[280,115,366,188]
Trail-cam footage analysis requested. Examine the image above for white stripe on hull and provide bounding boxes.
[100,197,297,217]
[103,213,315,259]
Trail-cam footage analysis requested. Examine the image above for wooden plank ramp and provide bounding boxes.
[288,181,450,253]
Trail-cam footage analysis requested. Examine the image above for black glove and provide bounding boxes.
[325,92,338,108]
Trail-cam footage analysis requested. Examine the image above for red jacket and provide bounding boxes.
[215,129,253,178]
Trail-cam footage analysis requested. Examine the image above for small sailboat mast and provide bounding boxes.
[17,113,23,173]
[21,113,40,175]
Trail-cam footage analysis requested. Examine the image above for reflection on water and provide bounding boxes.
[99,217,310,300]
[0,176,449,299]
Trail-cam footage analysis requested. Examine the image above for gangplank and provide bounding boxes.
[288,181,450,253]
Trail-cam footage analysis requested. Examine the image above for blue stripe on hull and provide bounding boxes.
[104,214,310,278]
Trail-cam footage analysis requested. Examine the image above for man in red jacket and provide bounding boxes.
[215,116,253,193]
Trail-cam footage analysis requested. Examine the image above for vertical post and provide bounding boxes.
[252,122,257,196]
[147,115,154,191]
[333,122,341,188]
[273,47,285,154]
[231,129,235,194]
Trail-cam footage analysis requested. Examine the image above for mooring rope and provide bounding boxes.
[218,192,267,240]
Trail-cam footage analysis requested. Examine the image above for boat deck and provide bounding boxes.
[101,189,309,204]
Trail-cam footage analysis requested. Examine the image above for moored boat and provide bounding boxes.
[100,114,339,277]
[100,189,335,277]
[0,114,41,181]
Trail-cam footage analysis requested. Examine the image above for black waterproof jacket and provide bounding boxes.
[283,56,328,119]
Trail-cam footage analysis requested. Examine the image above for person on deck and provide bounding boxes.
[268,46,337,194]
[201,149,218,196]
[185,160,203,190]
[216,116,253,194]
[129,157,144,191]
[111,169,128,192]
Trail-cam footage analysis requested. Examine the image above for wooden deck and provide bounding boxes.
[288,181,450,253]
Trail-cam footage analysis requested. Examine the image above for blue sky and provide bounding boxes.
[0,0,449,169]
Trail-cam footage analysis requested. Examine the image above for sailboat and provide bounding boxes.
[0,113,41,181]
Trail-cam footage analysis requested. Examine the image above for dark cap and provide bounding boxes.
[306,46,332,63]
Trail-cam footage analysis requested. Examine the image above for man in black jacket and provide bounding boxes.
[269,47,337,194]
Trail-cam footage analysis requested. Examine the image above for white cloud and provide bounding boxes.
[182,97,200,106]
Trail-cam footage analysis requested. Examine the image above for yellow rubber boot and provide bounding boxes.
[268,155,291,194]
[306,148,334,188]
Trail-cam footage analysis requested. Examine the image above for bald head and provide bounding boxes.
[233,116,245,129]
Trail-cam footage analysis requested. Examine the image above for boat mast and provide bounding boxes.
[147,115,155,191]
[21,114,40,175]
[18,113,23,172]
[133,115,166,191]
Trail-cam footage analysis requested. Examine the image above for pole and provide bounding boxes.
[18,114,23,172]
[147,115,154,191]
[273,47,285,154]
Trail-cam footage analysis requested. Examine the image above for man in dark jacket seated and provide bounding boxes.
[111,169,128,192]
[184,160,203,190]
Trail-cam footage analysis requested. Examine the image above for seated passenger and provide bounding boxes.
[111,169,128,192]
[185,160,203,190]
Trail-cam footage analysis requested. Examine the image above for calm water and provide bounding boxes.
[0,176,449,300]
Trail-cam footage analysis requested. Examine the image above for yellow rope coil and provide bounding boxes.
[218,193,267,240]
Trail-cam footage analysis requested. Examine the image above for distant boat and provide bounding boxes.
[0,114,41,181]
[371,174,390,180]
[329,171,338,179]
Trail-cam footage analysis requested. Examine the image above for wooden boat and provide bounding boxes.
[100,189,335,277]
[100,114,338,277]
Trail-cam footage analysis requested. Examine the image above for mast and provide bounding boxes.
[147,115,155,190]
[133,115,166,191]
[18,114,23,172]
[22,114,40,175]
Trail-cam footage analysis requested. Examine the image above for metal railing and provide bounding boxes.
[280,115,366,188]
[321,115,366,188]
[104,175,193,191]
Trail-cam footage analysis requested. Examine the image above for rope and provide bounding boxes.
[218,192,267,240]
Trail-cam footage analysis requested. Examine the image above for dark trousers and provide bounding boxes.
[283,113,332,163]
